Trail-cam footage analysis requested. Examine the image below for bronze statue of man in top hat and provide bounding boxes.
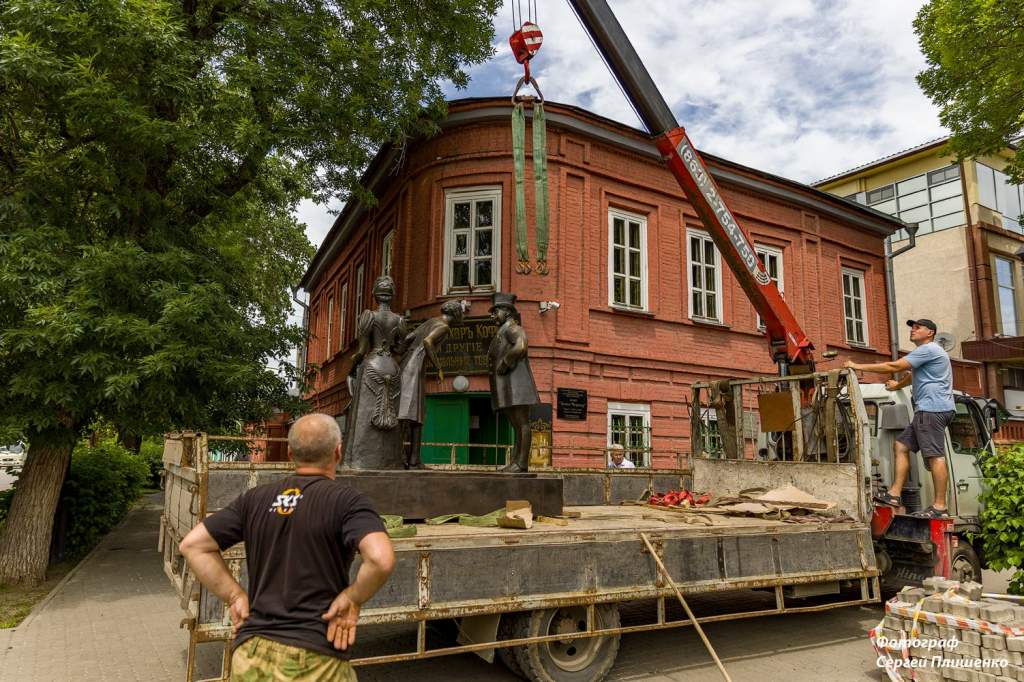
[488,292,539,472]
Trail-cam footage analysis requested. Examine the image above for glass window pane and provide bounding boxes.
[452,260,469,287]
[704,240,715,265]
[629,221,640,247]
[873,199,897,215]
[613,247,624,275]
[629,279,641,306]
[475,200,493,227]
[996,258,1014,286]
[704,267,716,291]
[691,263,701,288]
[930,180,961,201]
[475,259,492,286]
[897,174,927,194]
[690,236,701,262]
[454,202,471,229]
[692,290,703,317]
[977,164,997,209]
[455,232,468,256]
[614,218,625,246]
[867,185,895,204]
[614,276,625,304]
[629,250,640,276]
[898,189,928,210]
[899,205,931,224]
[846,319,854,340]
[475,230,492,257]
[705,292,717,318]
[931,214,961,231]
[999,287,1017,335]
[931,195,964,217]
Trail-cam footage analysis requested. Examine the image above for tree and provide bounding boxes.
[0,0,499,585]
[915,0,1024,186]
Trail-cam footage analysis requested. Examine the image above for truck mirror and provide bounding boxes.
[877,404,910,431]
[982,400,1002,434]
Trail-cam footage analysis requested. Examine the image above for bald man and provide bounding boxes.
[179,413,394,681]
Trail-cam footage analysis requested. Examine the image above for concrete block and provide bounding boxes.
[969,602,983,619]
[983,634,1008,651]
[982,603,1016,624]
[884,615,904,630]
[982,647,1007,661]
[960,582,985,600]
[925,595,947,612]
[903,587,928,602]
[946,597,970,617]
[1008,651,1023,665]
[924,622,940,636]
[1012,606,1024,625]
[917,671,942,682]
[1007,637,1024,653]
[964,630,983,645]
[961,643,981,658]
[979,673,999,682]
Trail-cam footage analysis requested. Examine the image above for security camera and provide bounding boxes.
[539,301,561,314]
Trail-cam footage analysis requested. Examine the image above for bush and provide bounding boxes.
[978,444,1024,595]
[137,439,164,489]
[59,442,149,558]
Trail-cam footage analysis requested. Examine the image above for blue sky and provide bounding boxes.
[296,0,943,251]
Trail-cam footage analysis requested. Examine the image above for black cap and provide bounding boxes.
[906,319,937,333]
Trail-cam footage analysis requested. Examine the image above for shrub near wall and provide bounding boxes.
[58,443,148,558]
[979,444,1024,595]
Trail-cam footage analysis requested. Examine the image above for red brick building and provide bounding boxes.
[299,98,901,468]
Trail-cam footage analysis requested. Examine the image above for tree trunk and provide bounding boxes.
[116,426,142,454]
[0,429,75,587]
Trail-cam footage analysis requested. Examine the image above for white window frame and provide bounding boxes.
[326,294,335,358]
[443,186,502,295]
[754,244,784,331]
[607,401,651,467]
[842,267,869,346]
[339,282,348,348]
[995,256,1018,336]
[381,230,395,277]
[687,229,724,323]
[607,209,649,311]
[355,263,365,313]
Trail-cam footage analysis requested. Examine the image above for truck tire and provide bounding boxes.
[950,542,982,584]
[497,613,527,678]
[512,605,621,682]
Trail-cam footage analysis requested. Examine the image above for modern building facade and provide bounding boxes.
[299,98,902,468]
[815,138,1024,425]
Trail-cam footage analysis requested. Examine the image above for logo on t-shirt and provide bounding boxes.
[269,487,303,516]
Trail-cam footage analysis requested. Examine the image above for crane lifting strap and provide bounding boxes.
[511,99,549,275]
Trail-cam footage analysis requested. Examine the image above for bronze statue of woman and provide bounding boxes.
[397,300,467,468]
[343,276,406,469]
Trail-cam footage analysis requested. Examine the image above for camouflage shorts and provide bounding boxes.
[230,636,357,682]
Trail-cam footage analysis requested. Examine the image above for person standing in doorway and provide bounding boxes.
[179,413,395,680]
[845,319,955,518]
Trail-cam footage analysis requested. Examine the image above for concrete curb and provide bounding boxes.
[11,497,157,632]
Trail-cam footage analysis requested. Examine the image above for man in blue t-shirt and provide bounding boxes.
[846,319,955,519]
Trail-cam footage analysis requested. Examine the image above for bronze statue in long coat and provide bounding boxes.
[488,292,539,472]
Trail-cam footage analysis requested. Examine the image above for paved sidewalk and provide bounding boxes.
[0,493,187,681]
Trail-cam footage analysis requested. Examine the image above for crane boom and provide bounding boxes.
[566,0,815,371]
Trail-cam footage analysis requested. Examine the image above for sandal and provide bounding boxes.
[874,491,903,507]
[911,506,950,519]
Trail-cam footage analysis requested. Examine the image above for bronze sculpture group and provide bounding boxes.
[343,277,538,473]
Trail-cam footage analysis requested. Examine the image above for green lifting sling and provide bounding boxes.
[511,100,550,275]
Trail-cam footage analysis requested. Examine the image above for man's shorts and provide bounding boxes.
[231,636,357,682]
[896,410,955,458]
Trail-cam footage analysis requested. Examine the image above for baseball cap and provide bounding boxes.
[906,319,937,332]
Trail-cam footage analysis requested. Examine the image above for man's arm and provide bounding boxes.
[179,523,249,632]
[322,531,395,651]
[844,358,912,375]
[886,373,913,391]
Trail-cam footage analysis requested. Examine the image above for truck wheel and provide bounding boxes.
[497,613,527,678]
[950,542,982,584]
[512,605,621,682]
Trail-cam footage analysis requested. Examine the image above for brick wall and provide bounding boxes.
[303,100,894,468]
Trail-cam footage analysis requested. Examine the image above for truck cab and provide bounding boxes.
[859,383,997,583]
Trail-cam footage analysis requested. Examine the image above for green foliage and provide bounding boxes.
[978,444,1024,595]
[0,489,12,528]
[915,1,1024,189]
[59,442,149,558]
[137,439,165,489]
[0,0,500,442]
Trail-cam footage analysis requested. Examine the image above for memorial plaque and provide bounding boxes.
[412,316,497,376]
[556,388,588,420]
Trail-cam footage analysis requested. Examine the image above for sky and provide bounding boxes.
[296,0,944,255]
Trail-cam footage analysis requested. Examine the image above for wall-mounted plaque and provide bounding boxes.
[556,388,588,420]
[414,316,497,377]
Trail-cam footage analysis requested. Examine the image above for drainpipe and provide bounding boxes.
[886,223,919,360]
[291,286,309,381]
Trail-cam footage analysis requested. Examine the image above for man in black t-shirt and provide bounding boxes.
[179,413,394,681]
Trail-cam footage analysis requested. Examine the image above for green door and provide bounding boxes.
[422,396,470,464]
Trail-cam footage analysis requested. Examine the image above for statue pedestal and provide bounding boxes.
[336,470,563,519]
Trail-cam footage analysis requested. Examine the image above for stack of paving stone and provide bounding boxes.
[870,577,1024,682]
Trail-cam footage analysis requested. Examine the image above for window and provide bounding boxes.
[949,402,983,456]
[381,230,395,277]
[326,294,335,358]
[996,256,1018,336]
[339,283,348,347]
[688,230,723,322]
[869,164,965,241]
[754,245,784,330]
[700,411,723,457]
[842,268,868,345]
[444,187,501,293]
[608,209,647,310]
[608,402,651,467]
[355,264,365,313]
[977,162,1024,233]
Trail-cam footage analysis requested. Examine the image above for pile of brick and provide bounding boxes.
[870,577,1024,682]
